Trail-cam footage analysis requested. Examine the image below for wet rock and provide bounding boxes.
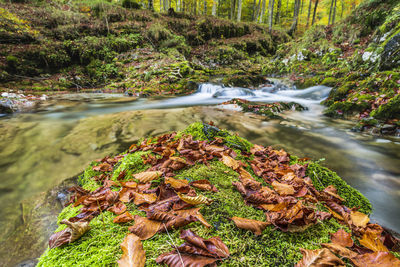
[381,124,397,135]
[380,32,400,70]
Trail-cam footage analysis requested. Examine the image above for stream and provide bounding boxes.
[1,80,400,265]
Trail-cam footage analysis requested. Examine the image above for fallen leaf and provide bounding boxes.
[109,202,127,215]
[128,215,161,240]
[271,181,295,195]
[190,179,218,192]
[260,202,289,212]
[321,243,358,259]
[114,212,135,224]
[350,252,400,267]
[331,229,353,247]
[133,171,162,183]
[174,207,212,228]
[132,192,157,205]
[295,248,345,267]
[231,216,269,235]
[350,210,370,228]
[49,220,90,249]
[165,177,189,190]
[156,252,218,267]
[117,234,145,267]
[359,229,389,252]
[221,155,239,170]
[177,192,213,205]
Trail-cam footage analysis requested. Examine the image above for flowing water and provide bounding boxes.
[1,81,400,264]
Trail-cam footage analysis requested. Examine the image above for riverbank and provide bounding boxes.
[36,122,400,266]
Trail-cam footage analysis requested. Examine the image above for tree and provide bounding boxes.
[268,0,275,32]
[275,0,281,25]
[332,0,337,24]
[149,0,154,10]
[288,0,300,35]
[212,0,217,16]
[312,0,319,25]
[306,0,312,28]
[230,0,236,19]
[204,0,207,14]
[328,0,334,25]
[237,0,243,21]
[259,0,266,23]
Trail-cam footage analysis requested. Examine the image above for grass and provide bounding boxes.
[38,122,372,266]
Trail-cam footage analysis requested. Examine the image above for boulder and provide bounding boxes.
[380,32,400,70]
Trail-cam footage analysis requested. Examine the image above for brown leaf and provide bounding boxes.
[260,202,289,212]
[156,252,218,267]
[321,243,358,259]
[350,252,400,267]
[120,181,138,189]
[113,212,135,224]
[133,171,162,183]
[160,215,199,232]
[132,192,157,205]
[190,179,218,192]
[49,220,90,249]
[295,248,345,267]
[331,229,353,247]
[221,155,239,170]
[128,215,161,240]
[174,207,212,228]
[93,163,113,172]
[359,229,389,252]
[231,216,269,235]
[119,187,136,203]
[177,193,213,205]
[165,177,189,190]
[271,181,295,195]
[108,202,127,215]
[350,210,370,228]
[117,234,145,267]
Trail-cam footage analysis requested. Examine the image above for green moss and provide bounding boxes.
[321,77,338,87]
[78,163,103,191]
[111,151,150,181]
[370,94,400,120]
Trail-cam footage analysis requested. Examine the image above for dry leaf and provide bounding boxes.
[128,215,161,240]
[190,179,218,192]
[359,229,389,252]
[133,171,162,183]
[321,243,358,259]
[132,192,157,205]
[177,192,213,205]
[331,229,353,247]
[271,181,295,195]
[109,202,127,215]
[114,212,135,224]
[231,216,269,235]
[221,155,239,170]
[156,252,218,267]
[49,220,90,249]
[174,207,212,228]
[165,177,189,190]
[350,210,370,228]
[117,234,145,267]
[350,252,400,267]
[261,202,289,212]
[296,248,345,267]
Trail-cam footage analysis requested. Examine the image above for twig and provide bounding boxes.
[163,223,184,267]
[313,171,324,188]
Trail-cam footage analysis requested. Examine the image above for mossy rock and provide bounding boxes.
[370,94,400,120]
[321,77,338,87]
[38,122,372,267]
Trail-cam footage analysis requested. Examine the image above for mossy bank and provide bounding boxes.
[38,122,372,266]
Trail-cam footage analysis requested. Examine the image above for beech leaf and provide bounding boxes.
[133,171,162,183]
[49,220,90,249]
[359,229,389,252]
[113,212,135,224]
[117,234,145,267]
[174,207,212,228]
[128,215,161,240]
[177,192,213,205]
[350,210,370,228]
[231,216,269,235]
[271,181,295,195]
[350,252,400,267]
[331,229,353,247]
[295,248,345,267]
[190,179,218,192]
[221,155,239,170]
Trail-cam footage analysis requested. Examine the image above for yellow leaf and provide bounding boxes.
[133,171,162,183]
[117,234,145,267]
[271,181,295,195]
[350,210,369,228]
[221,155,239,170]
[177,193,213,205]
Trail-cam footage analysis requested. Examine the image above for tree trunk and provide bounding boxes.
[194,0,197,15]
[312,0,319,25]
[306,0,312,28]
[255,0,262,22]
[340,0,344,18]
[148,0,154,10]
[268,0,275,32]
[204,0,207,14]
[332,0,337,24]
[237,0,242,21]
[275,0,281,25]
[212,0,217,16]
[288,0,300,36]
[230,0,236,20]
[259,0,266,23]
[328,0,334,25]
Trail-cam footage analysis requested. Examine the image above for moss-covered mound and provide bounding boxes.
[38,122,372,266]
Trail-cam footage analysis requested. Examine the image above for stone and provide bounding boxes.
[380,32,400,70]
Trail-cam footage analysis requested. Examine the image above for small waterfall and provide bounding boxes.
[197,83,224,95]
